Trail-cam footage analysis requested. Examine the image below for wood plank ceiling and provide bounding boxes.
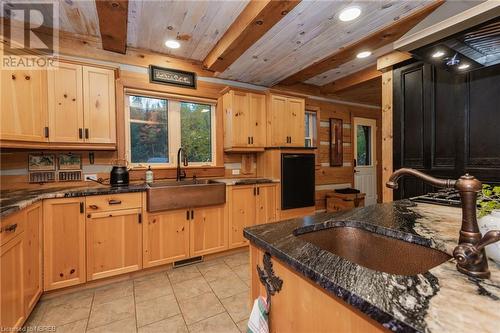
[1,0,441,106]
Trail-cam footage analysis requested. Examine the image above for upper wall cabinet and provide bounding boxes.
[1,67,48,142]
[267,93,305,147]
[221,88,266,152]
[48,63,116,144]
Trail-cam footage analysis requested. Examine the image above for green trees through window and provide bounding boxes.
[180,102,212,163]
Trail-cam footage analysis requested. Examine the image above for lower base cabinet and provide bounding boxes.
[1,203,42,330]
[143,205,227,268]
[86,208,143,281]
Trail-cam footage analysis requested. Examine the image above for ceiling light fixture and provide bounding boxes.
[356,51,371,59]
[165,40,180,49]
[432,51,445,58]
[458,63,470,70]
[339,6,361,22]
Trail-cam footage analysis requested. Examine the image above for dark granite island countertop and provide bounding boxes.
[244,201,500,333]
[0,184,148,218]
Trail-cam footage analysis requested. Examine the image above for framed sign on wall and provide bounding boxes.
[149,65,197,89]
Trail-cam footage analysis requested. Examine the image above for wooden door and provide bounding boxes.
[255,184,277,224]
[1,235,25,330]
[229,186,256,248]
[0,67,48,142]
[23,203,42,314]
[47,62,84,143]
[143,209,190,268]
[287,97,305,146]
[82,66,116,144]
[249,93,266,147]
[86,208,142,280]
[190,205,226,257]
[231,90,250,147]
[268,95,288,146]
[43,198,86,290]
[353,117,378,206]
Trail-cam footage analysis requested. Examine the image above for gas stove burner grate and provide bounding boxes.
[410,189,462,207]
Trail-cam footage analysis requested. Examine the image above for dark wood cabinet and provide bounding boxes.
[393,61,500,199]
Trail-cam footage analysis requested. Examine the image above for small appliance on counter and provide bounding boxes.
[110,159,130,187]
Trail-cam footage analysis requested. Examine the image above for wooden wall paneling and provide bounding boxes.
[95,0,129,54]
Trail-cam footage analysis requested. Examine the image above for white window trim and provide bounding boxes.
[305,111,317,147]
[125,94,216,168]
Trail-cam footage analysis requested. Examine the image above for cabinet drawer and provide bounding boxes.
[1,209,25,246]
[86,193,142,212]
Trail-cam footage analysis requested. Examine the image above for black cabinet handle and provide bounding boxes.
[257,187,260,195]
[80,202,84,213]
[191,210,194,219]
[85,128,89,139]
[108,199,122,205]
[138,213,142,224]
[253,187,256,196]
[251,137,254,144]
[44,127,49,138]
[79,128,83,139]
[186,210,190,220]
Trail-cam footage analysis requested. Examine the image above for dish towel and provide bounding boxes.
[247,296,269,333]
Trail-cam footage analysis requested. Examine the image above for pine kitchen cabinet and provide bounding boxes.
[0,67,48,142]
[228,183,277,249]
[143,204,227,267]
[221,88,266,152]
[267,93,305,147]
[48,62,116,145]
[43,198,86,291]
[1,202,42,330]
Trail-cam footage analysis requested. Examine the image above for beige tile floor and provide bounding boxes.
[25,251,251,333]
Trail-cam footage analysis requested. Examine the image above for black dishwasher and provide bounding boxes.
[281,153,315,210]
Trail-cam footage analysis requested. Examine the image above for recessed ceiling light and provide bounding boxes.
[356,51,371,59]
[432,51,445,58]
[339,6,361,22]
[458,63,470,70]
[165,40,180,49]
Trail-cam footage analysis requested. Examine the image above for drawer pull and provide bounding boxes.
[89,204,99,210]
[2,224,18,233]
[108,199,122,205]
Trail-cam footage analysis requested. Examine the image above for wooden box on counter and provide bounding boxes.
[326,192,365,212]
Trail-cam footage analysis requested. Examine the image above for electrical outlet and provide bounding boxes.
[85,174,98,181]
[232,169,240,175]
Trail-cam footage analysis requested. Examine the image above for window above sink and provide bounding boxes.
[125,93,216,168]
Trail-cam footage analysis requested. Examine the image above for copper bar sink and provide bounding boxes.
[296,226,451,275]
[147,179,226,212]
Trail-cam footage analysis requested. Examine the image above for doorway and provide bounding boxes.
[353,117,377,205]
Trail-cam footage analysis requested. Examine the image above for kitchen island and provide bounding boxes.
[244,201,500,333]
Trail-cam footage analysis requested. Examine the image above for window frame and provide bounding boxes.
[305,110,317,148]
[125,93,216,168]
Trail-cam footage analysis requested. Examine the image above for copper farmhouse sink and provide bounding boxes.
[147,179,226,212]
[297,226,451,275]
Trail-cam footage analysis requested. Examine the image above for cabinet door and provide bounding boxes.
[23,203,42,314]
[47,62,84,143]
[230,90,250,147]
[229,186,256,248]
[43,198,86,290]
[0,68,47,142]
[268,95,288,146]
[249,93,266,147]
[287,97,305,146]
[190,205,227,257]
[143,209,190,268]
[86,208,142,281]
[256,184,277,224]
[82,66,116,143]
[1,235,25,330]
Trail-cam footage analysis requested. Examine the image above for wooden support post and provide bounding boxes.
[381,70,393,203]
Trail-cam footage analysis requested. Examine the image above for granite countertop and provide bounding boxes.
[244,201,500,333]
[0,183,148,218]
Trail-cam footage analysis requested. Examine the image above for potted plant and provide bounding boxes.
[477,184,500,262]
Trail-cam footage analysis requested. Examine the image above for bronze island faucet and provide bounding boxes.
[387,168,500,279]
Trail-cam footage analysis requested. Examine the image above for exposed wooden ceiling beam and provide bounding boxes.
[95,0,129,54]
[203,0,301,73]
[377,51,412,72]
[320,65,381,94]
[278,0,444,86]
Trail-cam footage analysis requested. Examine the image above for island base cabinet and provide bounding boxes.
[86,208,142,281]
[250,246,387,333]
[43,198,86,291]
[0,235,25,331]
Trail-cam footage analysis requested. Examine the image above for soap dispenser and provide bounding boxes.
[145,165,154,184]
